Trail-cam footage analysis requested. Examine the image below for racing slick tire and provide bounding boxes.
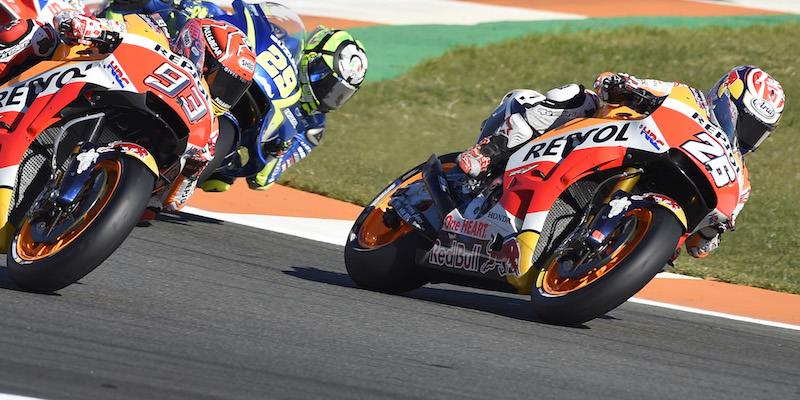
[531,206,683,326]
[7,157,155,293]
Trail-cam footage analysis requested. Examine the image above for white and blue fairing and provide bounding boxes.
[215,0,320,180]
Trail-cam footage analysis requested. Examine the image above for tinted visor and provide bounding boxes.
[205,61,252,113]
[736,110,772,153]
[308,56,356,112]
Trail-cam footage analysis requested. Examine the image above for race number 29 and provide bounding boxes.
[257,43,297,99]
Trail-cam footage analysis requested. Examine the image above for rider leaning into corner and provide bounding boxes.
[0,0,257,218]
[98,0,370,193]
[456,67,786,265]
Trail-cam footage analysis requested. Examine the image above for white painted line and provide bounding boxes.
[0,394,48,400]
[628,297,800,331]
[693,0,800,14]
[181,206,353,246]
[280,0,585,25]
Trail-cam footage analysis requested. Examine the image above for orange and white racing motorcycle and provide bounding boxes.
[345,85,747,325]
[0,12,216,293]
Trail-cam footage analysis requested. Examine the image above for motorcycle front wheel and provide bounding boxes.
[344,153,459,294]
[531,206,683,325]
[7,157,155,293]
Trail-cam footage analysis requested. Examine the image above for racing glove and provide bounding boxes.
[594,72,662,113]
[54,10,126,52]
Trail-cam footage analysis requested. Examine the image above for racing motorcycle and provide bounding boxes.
[0,11,216,293]
[154,0,317,189]
[345,86,747,325]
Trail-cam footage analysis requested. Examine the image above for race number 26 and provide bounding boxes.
[680,132,737,187]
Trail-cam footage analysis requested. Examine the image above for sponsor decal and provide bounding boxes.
[76,148,100,174]
[0,64,92,111]
[153,44,201,80]
[486,211,511,224]
[633,192,681,213]
[523,122,632,161]
[106,60,130,87]
[239,57,256,74]
[508,163,540,177]
[202,25,222,57]
[283,108,297,128]
[443,215,489,239]
[750,97,776,119]
[639,126,664,150]
[607,197,631,218]
[428,237,521,277]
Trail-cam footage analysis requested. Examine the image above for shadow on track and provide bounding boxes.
[140,211,225,227]
[0,266,61,294]
[284,266,598,326]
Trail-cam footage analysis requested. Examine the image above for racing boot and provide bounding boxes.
[199,172,236,192]
[458,113,534,177]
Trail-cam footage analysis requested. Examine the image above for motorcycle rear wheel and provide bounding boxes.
[531,206,683,325]
[7,157,154,293]
[344,153,459,293]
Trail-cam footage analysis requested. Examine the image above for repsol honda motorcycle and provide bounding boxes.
[345,86,748,325]
[0,12,216,293]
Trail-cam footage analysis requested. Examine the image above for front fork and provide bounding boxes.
[555,167,688,272]
[4,115,158,250]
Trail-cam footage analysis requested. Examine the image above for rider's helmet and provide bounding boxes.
[706,65,785,154]
[172,19,257,116]
[300,27,368,113]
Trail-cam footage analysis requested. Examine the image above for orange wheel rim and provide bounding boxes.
[15,160,122,261]
[541,208,654,295]
[357,162,456,249]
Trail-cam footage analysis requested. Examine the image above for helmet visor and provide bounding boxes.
[736,110,772,153]
[307,57,356,112]
[206,63,253,113]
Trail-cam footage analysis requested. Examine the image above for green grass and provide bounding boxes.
[276,22,800,294]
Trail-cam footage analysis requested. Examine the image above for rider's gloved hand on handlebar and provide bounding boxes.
[595,72,662,113]
[54,10,126,51]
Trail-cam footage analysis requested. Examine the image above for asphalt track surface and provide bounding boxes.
[0,213,798,400]
[2,1,800,399]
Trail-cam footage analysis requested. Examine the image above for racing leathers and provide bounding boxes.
[458,72,748,260]
[99,0,332,193]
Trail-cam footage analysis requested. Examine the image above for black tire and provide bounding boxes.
[7,157,155,293]
[344,153,459,293]
[531,206,683,325]
[198,116,237,185]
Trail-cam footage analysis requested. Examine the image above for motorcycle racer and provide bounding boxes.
[0,7,257,216]
[457,67,785,260]
[98,0,369,192]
